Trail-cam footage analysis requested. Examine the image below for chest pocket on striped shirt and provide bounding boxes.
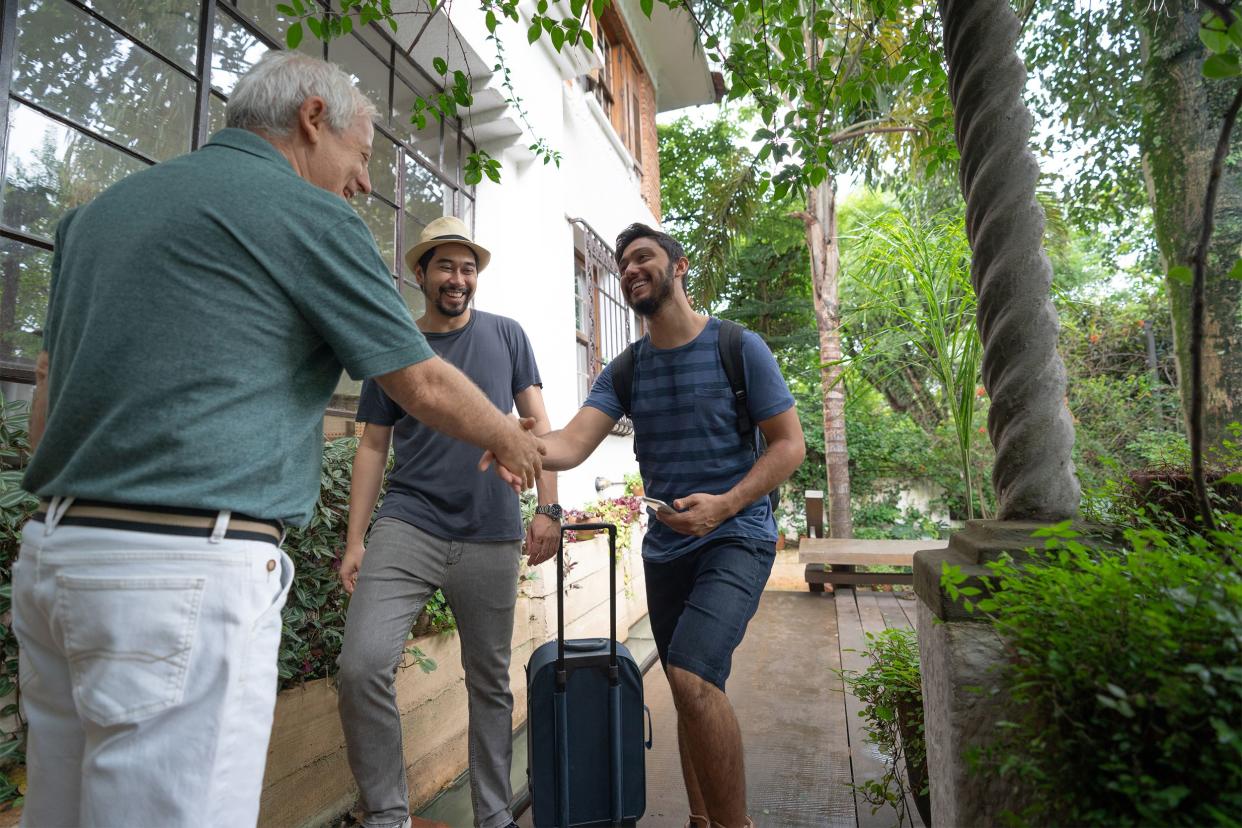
[694,387,737,433]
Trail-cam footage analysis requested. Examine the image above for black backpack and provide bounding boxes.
[610,318,780,511]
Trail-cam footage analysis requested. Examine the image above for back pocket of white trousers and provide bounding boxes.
[58,575,206,727]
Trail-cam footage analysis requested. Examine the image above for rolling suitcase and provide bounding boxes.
[526,522,651,827]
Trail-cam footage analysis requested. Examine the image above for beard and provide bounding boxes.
[629,263,676,317]
[431,286,471,317]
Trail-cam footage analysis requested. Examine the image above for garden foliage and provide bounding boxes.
[839,627,927,826]
[944,520,1242,826]
[0,393,36,809]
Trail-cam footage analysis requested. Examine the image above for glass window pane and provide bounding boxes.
[403,156,445,228]
[369,130,398,201]
[327,33,391,124]
[353,195,397,274]
[208,90,228,137]
[230,0,318,54]
[84,0,200,71]
[461,194,474,232]
[400,276,425,318]
[14,0,195,161]
[3,103,148,240]
[212,10,270,96]
[393,75,441,168]
[443,125,461,188]
[0,239,52,368]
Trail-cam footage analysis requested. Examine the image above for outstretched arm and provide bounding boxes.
[537,406,618,471]
[376,356,544,490]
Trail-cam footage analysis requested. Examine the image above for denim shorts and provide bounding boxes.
[644,535,775,691]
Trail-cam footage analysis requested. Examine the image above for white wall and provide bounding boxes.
[451,4,661,509]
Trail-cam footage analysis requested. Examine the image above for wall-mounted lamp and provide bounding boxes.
[595,476,624,493]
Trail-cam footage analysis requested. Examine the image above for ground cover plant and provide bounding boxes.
[838,626,928,827]
[943,518,1242,826]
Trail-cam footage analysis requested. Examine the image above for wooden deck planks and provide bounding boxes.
[834,588,902,828]
[874,592,914,632]
[837,589,927,828]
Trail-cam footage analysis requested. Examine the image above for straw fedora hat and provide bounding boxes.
[403,216,491,274]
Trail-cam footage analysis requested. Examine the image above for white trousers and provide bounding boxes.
[12,507,293,828]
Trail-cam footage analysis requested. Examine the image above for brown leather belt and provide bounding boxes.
[34,499,283,545]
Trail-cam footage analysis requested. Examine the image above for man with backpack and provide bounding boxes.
[528,223,805,828]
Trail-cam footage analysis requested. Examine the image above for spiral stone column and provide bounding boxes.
[942,0,1079,520]
[911,1,1084,824]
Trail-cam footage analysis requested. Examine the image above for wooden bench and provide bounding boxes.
[800,491,944,591]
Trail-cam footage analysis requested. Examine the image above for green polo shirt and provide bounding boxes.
[23,129,433,526]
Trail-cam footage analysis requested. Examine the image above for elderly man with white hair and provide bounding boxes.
[12,51,543,828]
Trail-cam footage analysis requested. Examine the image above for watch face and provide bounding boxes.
[539,504,563,520]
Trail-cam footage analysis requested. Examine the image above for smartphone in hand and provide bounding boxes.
[641,496,675,515]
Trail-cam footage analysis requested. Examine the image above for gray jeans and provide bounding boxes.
[337,517,521,828]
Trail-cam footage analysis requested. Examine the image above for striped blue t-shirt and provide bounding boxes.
[584,318,796,562]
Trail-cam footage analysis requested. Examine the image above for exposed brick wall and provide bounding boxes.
[640,75,660,219]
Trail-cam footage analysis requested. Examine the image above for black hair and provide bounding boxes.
[614,223,685,268]
[416,244,479,274]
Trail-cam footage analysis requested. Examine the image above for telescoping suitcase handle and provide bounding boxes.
[554,522,618,687]
[553,521,625,828]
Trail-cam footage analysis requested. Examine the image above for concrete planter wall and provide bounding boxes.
[257,523,646,828]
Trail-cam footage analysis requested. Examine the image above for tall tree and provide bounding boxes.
[1024,0,1242,462]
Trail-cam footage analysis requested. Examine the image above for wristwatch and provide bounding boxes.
[534,503,564,521]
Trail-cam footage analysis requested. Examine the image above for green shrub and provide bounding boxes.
[948,520,1242,826]
[0,392,36,809]
[839,627,928,827]
[278,437,452,687]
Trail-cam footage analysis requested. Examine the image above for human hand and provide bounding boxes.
[478,416,544,491]
[656,492,736,537]
[525,513,560,566]
[339,542,366,594]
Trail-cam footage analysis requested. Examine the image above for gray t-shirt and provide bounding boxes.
[356,310,540,541]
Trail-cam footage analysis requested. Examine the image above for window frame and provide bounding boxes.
[0,0,475,388]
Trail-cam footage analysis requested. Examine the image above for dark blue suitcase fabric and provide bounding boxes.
[525,524,648,827]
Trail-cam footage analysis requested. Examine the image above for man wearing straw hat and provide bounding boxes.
[337,216,560,828]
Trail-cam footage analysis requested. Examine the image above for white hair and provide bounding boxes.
[225,51,378,136]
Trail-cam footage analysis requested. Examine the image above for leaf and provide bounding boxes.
[1219,471,1242,485]
[306,15,323,39]
[1199,23,1232,54]
[528,20,542,43]
[581,31,594,52]
[640,0,653,16]
[1229,259,1242,280]
[433,56,448,75]
[286,21,304,48]
[1168,265,1193,285]
[276,3,296,14]
[550,26,565,52]
[1203,52,1242,78]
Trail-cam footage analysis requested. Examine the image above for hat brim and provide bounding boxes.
[404,235,491,274]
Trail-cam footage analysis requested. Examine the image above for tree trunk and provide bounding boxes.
[1138,3,1242,463]
[798,180,853,539]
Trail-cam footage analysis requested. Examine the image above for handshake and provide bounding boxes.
[478,415,550,493]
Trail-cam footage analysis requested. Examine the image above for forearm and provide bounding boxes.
[537,429,595,472]
[722,438,806,514]
[377,357,514,451]
[346,439,388,547]
[29,351,49,452]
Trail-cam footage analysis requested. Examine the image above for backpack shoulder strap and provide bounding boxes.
[716,319,753,437]
[610,342,637,418]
